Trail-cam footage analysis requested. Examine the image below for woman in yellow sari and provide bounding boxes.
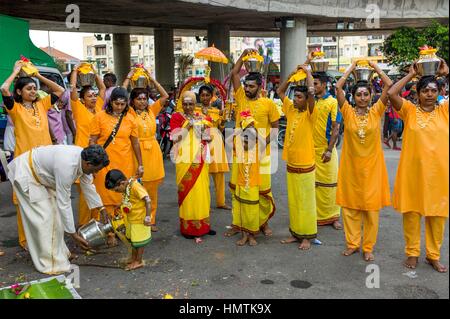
[170,91,215,240]
[197,85,230,210]
[388,59,449,273]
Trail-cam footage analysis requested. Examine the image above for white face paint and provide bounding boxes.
[425,83,438,91]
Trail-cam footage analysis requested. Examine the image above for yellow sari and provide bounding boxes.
[171,111,212,236]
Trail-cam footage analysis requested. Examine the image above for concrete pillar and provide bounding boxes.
[154,28,175,90]
[112,34,131,84]
[280,18,307,82]
[207,24,230,82]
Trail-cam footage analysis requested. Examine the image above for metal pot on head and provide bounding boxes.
[77,63,96,87]
[353,64,374,83]
[78,219,114,247]
[243,58,263,74]
[416,56,441,77]
[310,58,329,73]
[131,75,149,89]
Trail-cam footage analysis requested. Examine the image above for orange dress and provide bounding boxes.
[336,101,391,211]
[90,110,139,207]
[133,100,165,182]
[393,100,448,217]
[72,97,104,148]
[7,95,53,156]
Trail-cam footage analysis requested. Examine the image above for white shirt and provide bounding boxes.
[31,145,103,233]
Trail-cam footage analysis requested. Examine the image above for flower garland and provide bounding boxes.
[121,178,134,214]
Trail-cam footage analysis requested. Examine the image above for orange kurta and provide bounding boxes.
[134,100,165,182]
[336,101,391,210]
[393,99,449,217]
[72,97,104,148]
[7,95,53,156]
[90,110,138,206]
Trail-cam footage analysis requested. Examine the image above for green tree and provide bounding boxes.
[382,21,449,68]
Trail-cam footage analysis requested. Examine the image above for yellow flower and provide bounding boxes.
[164,293,174,299]
[288,70,307,83]
[243,52,264,62]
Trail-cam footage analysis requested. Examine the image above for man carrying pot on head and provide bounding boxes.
[7,144,110,275]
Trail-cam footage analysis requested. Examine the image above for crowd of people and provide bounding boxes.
[0,48,448,275]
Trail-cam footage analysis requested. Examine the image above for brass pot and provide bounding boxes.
[243,58,263,73]
[310,58,329,73]
[416,56,441,77]
[353,66,374,82]
[131,75,149,89]
[78,219,113,247]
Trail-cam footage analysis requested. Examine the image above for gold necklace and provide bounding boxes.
[354,107,369,144]
[137,110,149,134]
[416,106,437,129]
[24,102,41,127]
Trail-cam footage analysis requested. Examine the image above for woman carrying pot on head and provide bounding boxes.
[0,60,64,250]
[170,91,216,241]
[89,87,144,246]
[123,67,169,232]
[387,59,449,273]
[335,60,392,262]
[197,85,231,210]
[69,64,106,227]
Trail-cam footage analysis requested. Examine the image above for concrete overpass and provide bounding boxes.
[1,0,448,87]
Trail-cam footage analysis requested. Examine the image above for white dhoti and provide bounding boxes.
[8,153,71,274]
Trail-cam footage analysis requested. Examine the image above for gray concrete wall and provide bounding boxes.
[181,0,449,18]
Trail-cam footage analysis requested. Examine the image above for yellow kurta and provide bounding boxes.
[393,100,449,217]
[72,97,104,148]
[336,101,391,210]
[282,97,317,239]
[125,180,151,248]
[313,94,341,224]
[232,86,279,227]
[134,100,165,182]
[7,95,53,156]
[90,111,138,208]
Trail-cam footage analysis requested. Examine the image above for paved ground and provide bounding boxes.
[0,143,448,299]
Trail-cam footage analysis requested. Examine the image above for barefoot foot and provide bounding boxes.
[332,220,343,230]
[403,257,418,269]
[342,247,359,256]
[425,258,448,273]
[248,235,257,246]
[224,228,240,237]
[261,225,273,237]
[217,205,232,210]
[280,236,297,244]
[125,261,144,271]
[298,239,311,250]
[236,233,248,246]
[363,252,375,262]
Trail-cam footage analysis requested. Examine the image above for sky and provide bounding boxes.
[29,30,93,60]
